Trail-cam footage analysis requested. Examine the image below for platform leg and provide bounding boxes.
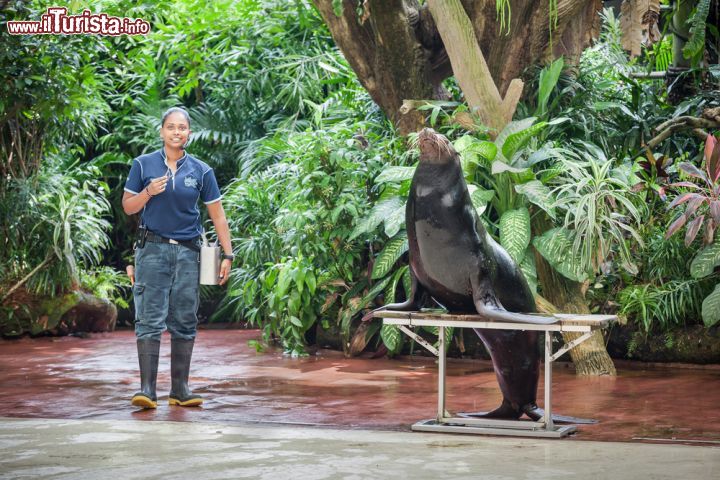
[437,326,446,422]
[544,331,554,431]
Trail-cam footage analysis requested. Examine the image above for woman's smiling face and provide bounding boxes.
[161,111,191,150]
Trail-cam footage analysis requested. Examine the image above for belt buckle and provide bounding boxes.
[169,239,179,245]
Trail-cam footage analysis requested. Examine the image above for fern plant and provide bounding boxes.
[619,279,707,332]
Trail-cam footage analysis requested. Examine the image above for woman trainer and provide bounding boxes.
[122,107,233,409]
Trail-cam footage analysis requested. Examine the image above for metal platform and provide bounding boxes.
[375,311,616,439]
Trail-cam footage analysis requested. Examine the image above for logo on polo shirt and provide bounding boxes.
[184,176,198,189]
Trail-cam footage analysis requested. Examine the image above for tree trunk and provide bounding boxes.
[427,0,524,135]
[532,218,617,376]
[671,0,694,69]
[313,0,602,133]
[313,0,442,134]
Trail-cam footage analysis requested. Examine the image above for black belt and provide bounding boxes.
[145,232,201,252]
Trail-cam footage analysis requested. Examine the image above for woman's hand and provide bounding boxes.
[218,258,232,285]
[146,176,168,196]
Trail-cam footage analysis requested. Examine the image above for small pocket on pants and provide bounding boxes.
[133,283,146,320]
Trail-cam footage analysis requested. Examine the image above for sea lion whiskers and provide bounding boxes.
[418,128,456,164]
[438,135,454,158]
[409,131,421,148]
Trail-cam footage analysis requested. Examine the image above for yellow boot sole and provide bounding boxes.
[131,395,157,409]
[168,397,203,407]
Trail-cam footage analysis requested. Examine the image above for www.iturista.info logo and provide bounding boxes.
[7,7,151,36]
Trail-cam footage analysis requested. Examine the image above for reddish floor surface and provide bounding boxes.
[1,329,719,445]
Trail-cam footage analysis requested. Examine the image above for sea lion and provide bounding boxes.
[372,127,555,420]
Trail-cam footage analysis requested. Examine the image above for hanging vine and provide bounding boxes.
[495,0,560,45]
[496,0,511,35]
[549,0,559,48]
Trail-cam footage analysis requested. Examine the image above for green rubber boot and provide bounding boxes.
[168,338,203,407]
[131,339,160,409]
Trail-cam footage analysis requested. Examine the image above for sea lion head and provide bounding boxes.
[417,128,457,165]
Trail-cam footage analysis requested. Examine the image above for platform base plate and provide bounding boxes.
[411,419,577,438]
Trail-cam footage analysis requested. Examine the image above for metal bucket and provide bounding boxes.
[199,233,221,285]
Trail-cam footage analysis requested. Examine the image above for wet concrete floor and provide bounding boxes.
[1,417,718,479]
[1,329,719,445]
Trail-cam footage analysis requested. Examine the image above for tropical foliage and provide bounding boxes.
[663,134,720,326]
[1,1,719,361]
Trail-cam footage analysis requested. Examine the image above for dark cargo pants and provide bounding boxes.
[133,242,200,341]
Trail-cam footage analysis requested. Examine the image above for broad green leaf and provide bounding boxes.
[457,137,497,178]
[276,264,292,297]
[288,291,301,314]
[402,267,412,299]
[371,232,409,279]
[375,166,416,184]
[523,144,558,168]
[683,0,711,60]
[384,201,406,237]
[359,277,393,313]
[690,239,720,279]
[532,227,587,282]
[499,208,531,264]
[468,185,495,209]
[293,269,304,295]
[515,180,556,219]
[384,273,397,304]
[496,117,536,152]
[454,135,497,162]
[289,315,303,327]
[536,57,564,117]
[491,160,530,175]
[389,266,408,305]
[381,323,403,353]
[453,134,476,153]
[702,284,720,327]
[474,141,498,162]
[520,253,538,295]
[461,152,479,179]
[350,197,404,240]
[305,270,317,294]
[502,121,549,159]
[430,106,440,126]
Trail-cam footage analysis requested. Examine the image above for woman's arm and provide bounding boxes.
[206,200,233,285]
[122,177,168,215]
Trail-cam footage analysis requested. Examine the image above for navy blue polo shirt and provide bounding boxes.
[124,148,222,240]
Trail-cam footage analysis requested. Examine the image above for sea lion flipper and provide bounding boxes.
[523,404,598,424]
[474,301,557,325]
[361,270,425,322]
[471,277,556,325]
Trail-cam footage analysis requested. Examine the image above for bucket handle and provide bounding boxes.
[201,231,217,247]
